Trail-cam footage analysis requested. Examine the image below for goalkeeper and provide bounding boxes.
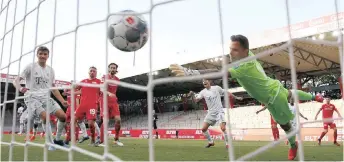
[169,34,323,160]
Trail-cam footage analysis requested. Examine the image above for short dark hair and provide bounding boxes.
[230,35,249,49]
[108,63,118,68]
[89,66,97,70]
[37,46,50,54]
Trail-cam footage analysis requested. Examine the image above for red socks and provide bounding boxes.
[114,123,121,141]
[272,128,280,141]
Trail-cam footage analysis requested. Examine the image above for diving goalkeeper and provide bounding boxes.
[169,35,323,160]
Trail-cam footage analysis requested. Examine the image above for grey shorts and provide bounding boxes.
[204,111,226,126]
[24,95,61,120]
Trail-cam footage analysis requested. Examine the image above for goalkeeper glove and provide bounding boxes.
[169,64,200,76]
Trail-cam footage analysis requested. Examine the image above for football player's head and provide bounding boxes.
[89,66,97,78]
[36,46,50,64]
[324,96,331,104]
[202,79,212,89]
[229,35,249,62]
[108,63,118,75]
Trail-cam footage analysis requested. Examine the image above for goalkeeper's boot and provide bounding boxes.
[288,142,298,160]
[78,136,90,143]
[114,140,124,146]
[334,142,340,146]
[314,93,324,103]
[205,142,215,148]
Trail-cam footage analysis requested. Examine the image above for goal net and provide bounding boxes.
[0,0,343,161]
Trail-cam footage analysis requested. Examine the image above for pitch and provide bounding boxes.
[1,135,342,161]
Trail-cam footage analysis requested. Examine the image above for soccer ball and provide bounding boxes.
[107,10,148,52]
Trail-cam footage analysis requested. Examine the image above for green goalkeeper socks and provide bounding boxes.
[296,90,313,101]
[286,130,297,148]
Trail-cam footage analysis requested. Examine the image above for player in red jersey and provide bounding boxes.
[315,97,342,146]
[256,104,280,141]
[98,63,123,146]
[62,84,81,145]
[74,66,102,146]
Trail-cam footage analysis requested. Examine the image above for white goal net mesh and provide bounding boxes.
[0,0,343,161]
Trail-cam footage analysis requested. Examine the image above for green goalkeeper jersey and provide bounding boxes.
[228,51,281,104]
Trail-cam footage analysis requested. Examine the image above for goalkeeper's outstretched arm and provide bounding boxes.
[169,64,231,78]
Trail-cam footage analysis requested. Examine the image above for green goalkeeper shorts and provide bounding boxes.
[267,86,294,125]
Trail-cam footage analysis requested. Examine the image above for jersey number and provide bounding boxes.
[90,109,96,115]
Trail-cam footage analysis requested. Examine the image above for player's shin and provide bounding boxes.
[100,123,104,143]
[94,122,100,138]
[202,130,213,143]
[78,122,88,137]
[19,123,24,134]
[334,129,338,142]
[319,131,327,140]
[42,123,54,143]
[114,121,121,141]
[89,122,96,142]
[56,120,66,141]
[280,123,296,148]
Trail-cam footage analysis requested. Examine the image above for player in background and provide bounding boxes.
[256,104,280,141]
[188,79,242,149]
[169,35,324,160]
[315,97,342,146]
[17,104,28,135]
[13,46,68,150]
[153,113,158,139]
[74,66,101,146]
[99,63,123,146]
[62,84,81,145]
[285,97,308,145]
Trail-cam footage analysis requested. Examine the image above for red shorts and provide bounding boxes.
[100,101,120,118]
[270,115,277,125]
[75,104,97,120]
[323,123,336,129]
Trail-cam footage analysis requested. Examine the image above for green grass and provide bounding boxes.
[1,135,343,161]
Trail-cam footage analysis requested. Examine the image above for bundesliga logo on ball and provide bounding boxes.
[107,10,149,52]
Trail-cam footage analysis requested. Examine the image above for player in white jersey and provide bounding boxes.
[188,79,242,149]
[13,46,68,150]
[18,105,28,135]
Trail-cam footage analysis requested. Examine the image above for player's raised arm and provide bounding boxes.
[169,64,231,78]
[188,91,203,103]
[334,107,342,118]
[256,106,267,114]
[314,107,323,120]
[299,112,308,120]
[13,64,31,93]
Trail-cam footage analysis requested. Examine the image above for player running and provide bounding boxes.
[13,46,68,150]
[169,35,324,160]
[188,79,242,149]
[315,97,342,146]
[74,66,101,146]
[99,63,123,146]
